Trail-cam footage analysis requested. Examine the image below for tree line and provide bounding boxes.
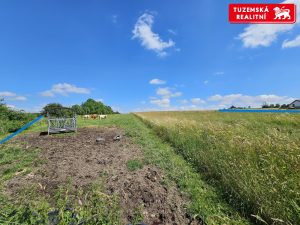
[229,102,291,109]
[261,103,290,109]
[42,98,118,117]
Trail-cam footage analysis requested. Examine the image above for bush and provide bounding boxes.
[0,100,37,135]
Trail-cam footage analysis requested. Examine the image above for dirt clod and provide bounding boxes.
[96,137,105,143]
[113,134,122,141]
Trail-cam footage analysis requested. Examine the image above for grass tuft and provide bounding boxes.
[126,159,144,171]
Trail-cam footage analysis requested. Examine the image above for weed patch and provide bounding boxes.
[126,159,144,171]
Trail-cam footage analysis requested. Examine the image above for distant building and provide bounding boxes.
[288,100,300,109]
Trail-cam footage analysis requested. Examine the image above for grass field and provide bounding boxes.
[136,111,300,224]
[0,114,251,225]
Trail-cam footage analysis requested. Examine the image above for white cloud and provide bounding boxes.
[112,14,118,24]
[178,98,205,105]
[13,96,27,101]
[168,29,177,35]
[282,35,300,48]
[132,12,176,57]
[238,0,300,48]
[32,103,47,113]
[15,103,48,113]
[0,91,27,101]
[156,87,182,98]
[178,99,189,104]
[41,83,91,97]
[7,104,16,109]
[156,87,171,96]
[41,91,55,97]
[208,94,295,108]
[149,78,166,85]
[142,92,297,111]
[150,98,170,108]
[239,24,293,48]
[215,71,224,75]
[149,86,182,108]
[96,98,104,102]
[191,98,206,104]
[204,80,209,85]
[0,91,16,97]
[111,105,123,113]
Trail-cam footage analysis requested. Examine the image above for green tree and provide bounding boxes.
[81,99,114,115]
[0,99,10,120]
[42,103,71,118]
[262,102,269,108]
[71,104,83,115]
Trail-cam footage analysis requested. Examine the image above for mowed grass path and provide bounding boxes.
[0,114,250,224]
[136,111,300,225]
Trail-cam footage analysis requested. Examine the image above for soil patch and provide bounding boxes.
[6,127,195,225]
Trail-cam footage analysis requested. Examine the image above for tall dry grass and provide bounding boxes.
[136,111,300,224]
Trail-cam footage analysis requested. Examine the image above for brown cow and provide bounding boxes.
[90,114,98,119]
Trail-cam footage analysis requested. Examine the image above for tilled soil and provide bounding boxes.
[6,127,194,225]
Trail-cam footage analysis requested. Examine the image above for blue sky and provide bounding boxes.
[0,0,299,112]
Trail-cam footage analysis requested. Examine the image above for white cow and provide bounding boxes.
[98,115,107,119]
[83,115,90,119]
[273,7,291,20]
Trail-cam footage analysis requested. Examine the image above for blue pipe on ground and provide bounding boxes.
[0,115,44,145]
